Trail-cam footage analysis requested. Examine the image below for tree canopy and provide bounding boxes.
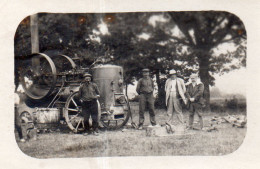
[14,12,246,108]
[167,12,246,106]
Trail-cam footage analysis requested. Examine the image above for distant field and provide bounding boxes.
[16,103,246,158]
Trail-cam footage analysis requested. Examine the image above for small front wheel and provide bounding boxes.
[100,97,130,130]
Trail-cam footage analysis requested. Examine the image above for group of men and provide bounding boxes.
[79,68,205,136]
[136,68,205,130]
[15,68,205,143]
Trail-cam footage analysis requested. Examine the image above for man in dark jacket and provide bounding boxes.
[186,74,205,130]
[136,69,157,129]
[79,73,100,136]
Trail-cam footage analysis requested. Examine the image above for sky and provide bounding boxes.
[213,67,246,95]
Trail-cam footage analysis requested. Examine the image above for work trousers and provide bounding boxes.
[82,99,99,131]
[167,91,184,125]
[188,102,203,129]
[139,93,156,126]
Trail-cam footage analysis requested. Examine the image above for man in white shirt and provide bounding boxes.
[165,69,187,126]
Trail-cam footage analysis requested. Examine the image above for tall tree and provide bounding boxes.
[168,11,246,107]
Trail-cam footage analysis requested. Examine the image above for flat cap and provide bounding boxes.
[142,68,150,72]
[83,73,92,77]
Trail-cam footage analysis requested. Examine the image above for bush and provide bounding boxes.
[210,98,246,114]
[210,101,226,113]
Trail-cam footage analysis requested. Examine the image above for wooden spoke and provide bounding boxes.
[71,98,78,107]
[75,119,81,131]
[82,120,85,128]
[69,114,78,121]
[67,108,78,112]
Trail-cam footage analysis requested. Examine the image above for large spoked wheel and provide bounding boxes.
[20,53,57,100]
[64,92,84,133]
[64,91,101,133]
[100,97,130,130]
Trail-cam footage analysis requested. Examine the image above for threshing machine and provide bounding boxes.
[17,53,131,133]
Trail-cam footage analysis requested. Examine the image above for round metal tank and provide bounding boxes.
[91,65,124,110]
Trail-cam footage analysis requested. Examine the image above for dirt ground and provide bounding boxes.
[15,104,247,158]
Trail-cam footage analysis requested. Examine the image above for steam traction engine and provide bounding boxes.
[19,53,130,133]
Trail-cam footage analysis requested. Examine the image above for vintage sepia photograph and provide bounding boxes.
[14,12,246,158]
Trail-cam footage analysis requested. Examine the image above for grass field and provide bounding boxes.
[16,102,246,158]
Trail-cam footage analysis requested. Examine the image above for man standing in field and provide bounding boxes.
[186,74,205,130]
[136,69,157,129]
[79,73,100,136]
[165,69,187,126]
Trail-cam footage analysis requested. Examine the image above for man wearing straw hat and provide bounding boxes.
[165,69,187,126]
[186,73,205,130]
[79,73,100,136]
